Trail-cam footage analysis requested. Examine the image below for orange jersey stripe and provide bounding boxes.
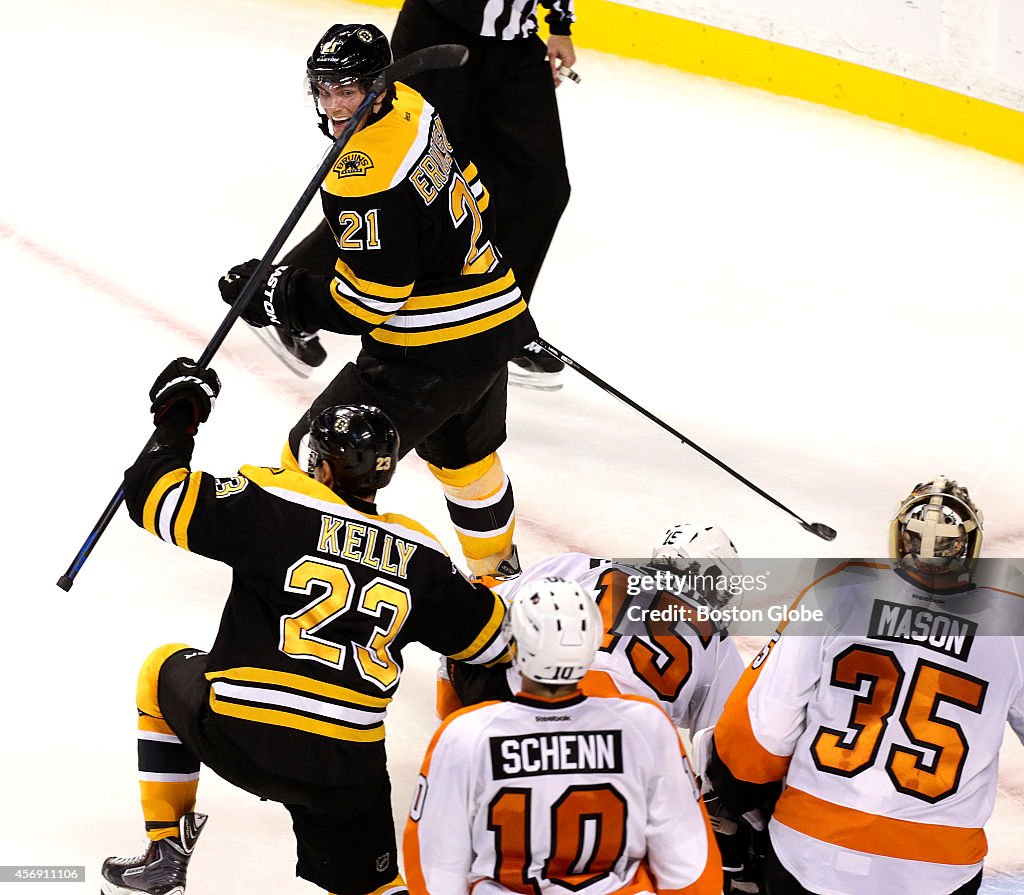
[581,670,624,699]
[435,676,464,722]
[404,700,503,895]
[659,807,724,895]
[714,651,792,783]
[774,786,987,865]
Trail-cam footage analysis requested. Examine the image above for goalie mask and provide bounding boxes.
[889,476,983,576]
[650,523,740,607]
[507,577,602,685]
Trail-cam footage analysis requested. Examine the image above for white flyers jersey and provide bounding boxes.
[714,560,1024,895]
[503,553,744,732]
[404,691,722,895]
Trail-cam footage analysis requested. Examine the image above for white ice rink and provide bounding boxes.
[3,0,1024,890]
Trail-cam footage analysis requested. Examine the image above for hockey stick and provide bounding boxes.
[535,338,838,542]
[56,44,470,592]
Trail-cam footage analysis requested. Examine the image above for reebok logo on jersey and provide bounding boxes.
[535,715,570,722]
[490,730,623,779]
[868,600,977,660]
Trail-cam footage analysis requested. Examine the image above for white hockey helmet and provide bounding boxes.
[889,476,983,575]
[650,523,739,607]
[507,576,603,685]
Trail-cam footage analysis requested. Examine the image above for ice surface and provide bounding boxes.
[2,0,1022,890]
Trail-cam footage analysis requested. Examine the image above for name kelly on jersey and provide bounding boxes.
[317,514,418,578]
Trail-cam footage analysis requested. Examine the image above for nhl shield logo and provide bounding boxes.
[333,150,374,178]
[375,853,390,873]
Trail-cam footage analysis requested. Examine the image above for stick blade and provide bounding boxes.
[384,44,469,86]
[803,522,838,541]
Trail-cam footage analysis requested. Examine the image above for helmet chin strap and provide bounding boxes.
[314,99,332,139]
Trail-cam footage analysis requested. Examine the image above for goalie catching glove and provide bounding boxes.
[218,259,302,329]
[149,357,221,434]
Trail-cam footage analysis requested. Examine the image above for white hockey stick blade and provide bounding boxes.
[248,325,311,379]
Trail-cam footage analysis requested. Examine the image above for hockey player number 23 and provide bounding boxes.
[279,557,410,690]
[489,785,627,892]
[811,645,987,802]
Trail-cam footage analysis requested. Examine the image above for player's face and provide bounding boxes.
[315,80,370,137]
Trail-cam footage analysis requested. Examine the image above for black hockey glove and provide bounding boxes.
[149,357,221,434]
[218,258,299,329]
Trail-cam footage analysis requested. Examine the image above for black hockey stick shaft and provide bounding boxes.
[535,338,838,541]
[56,45,470,592]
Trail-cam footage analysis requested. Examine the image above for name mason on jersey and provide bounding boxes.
[317,514,418,579]
[868,599,977,660]
[490,730,624,780]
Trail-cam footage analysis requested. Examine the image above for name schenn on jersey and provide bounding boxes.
[490,730,624,779]
[867,599,977,659]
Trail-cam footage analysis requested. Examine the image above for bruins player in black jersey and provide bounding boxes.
[100,359,512,895]
[219,24,536,579]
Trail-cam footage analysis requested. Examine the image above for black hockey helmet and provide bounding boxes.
[306,24,392,137]
[307,24,391,89]
[308,404,400,495]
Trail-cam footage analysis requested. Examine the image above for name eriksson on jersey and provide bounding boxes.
[490,730,624,779]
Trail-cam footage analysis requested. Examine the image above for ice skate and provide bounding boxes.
[509,342,564,391]
[251,325,326,378]
[100,813,207,895]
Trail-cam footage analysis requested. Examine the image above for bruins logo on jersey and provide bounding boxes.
[334,151,374,178]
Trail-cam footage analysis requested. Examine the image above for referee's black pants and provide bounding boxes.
[391,0,571,302]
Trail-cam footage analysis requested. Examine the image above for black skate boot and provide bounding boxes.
[100,813,207,895]
[494,545,522,580]
[275,327,326,368]
[251,324,326,378]
[509,342,564,391]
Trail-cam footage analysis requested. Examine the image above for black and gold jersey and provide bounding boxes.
[123,423,511,785]
[291,83,537,373]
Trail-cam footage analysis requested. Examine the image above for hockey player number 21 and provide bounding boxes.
[811,645,987,802]
[279,557,410,690]
[449,173,498,275]
[488,784,627,892]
